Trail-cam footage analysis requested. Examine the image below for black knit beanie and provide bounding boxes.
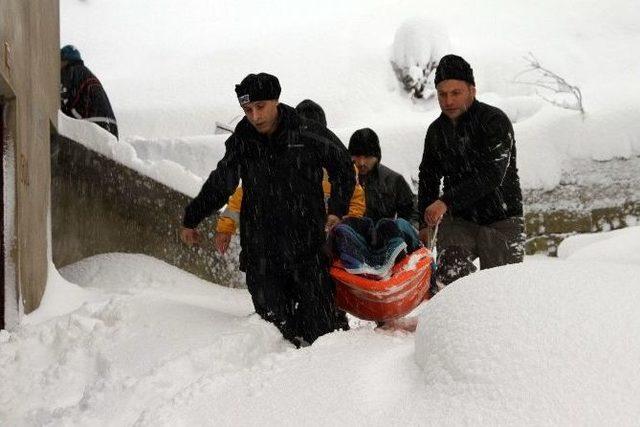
[235,73,281,105]
[61,45,82,62]
[348,128,381,160]
[295,99,327,127]
[434,54,475,87]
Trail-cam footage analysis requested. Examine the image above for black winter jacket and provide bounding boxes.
[360,164,417,225]
[418,100,523,227]
[183,104,356,272]
[61,60,118,138]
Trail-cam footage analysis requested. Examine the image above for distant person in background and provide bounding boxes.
[294,99,328,127]
[348,128,418,225]
[418,54,524,292]
[60,45,119,138]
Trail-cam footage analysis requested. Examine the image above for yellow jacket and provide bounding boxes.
[216,167,365,233]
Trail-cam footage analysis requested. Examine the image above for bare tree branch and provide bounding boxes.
[514,52,584,114]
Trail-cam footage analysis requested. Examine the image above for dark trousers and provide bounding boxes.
[434,215,525,291]
[245,262,342,347]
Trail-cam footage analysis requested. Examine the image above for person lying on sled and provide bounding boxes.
[330,217,422,280]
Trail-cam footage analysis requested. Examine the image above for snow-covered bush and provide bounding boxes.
[390,17,451,99]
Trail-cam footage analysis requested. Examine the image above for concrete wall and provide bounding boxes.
[51,135,243,287]
[525,202,640,255]
[1,0,59,317]
[523,157,640,255]
[51,130,640,291]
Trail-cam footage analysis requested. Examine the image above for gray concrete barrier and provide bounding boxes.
[51,134,244,287]
[52,134,639,286]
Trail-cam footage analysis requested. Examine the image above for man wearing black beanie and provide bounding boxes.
[418,54,524,293]
[348,128,417,225]
[180,72,356,347]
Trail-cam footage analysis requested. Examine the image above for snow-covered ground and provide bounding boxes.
[2,227,639,425]
[60,0,640,192]
[13,3,637,423]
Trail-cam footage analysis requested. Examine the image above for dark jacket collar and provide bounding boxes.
[360,160,382,186]
[438,99,480,128]
[235,103,299,144]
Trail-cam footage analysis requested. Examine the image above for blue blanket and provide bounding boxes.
[332,218,421,279]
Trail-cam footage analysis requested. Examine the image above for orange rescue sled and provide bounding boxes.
[330,247,433,322]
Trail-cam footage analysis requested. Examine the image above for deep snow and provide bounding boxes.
[6,2,637,424]
[60,0,640,192]
[2,227,640,425]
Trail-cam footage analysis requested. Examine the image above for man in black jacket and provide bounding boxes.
[60,45,118,138]
[181,73,355,347]
[418,55,524,291]
[348,128,417,225]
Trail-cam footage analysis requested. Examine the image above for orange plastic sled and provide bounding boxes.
[330,247,433,322]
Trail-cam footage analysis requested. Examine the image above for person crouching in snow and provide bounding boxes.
[60,45,119,139]
[418,55,525,293]
[181,73,356,347]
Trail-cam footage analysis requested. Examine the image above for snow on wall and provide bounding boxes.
[58,112,204,197]
[128,134,228,180]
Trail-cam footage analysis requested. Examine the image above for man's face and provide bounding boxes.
[351,155,378,176]
[436,80,476,122]
[242,100,279,135]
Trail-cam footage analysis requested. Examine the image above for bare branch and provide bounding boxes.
[513,52,584,114]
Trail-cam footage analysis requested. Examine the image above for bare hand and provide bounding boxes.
[424,200,447,227]
[325,214,341,233]
[418,228,430,245]
[180,227,202,246]
[215,232,232,254]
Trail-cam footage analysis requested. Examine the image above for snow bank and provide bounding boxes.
[129,120,430,193]
[22,262,96,326]
[128,134,228,180]
[0,254,281,426]
[415,257,640,424]
[3,225,640,424]
[61,0,640,191]
[557,225,640,264]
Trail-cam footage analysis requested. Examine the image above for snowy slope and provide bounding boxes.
[2,227,640,425]
[60,0,640,191]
